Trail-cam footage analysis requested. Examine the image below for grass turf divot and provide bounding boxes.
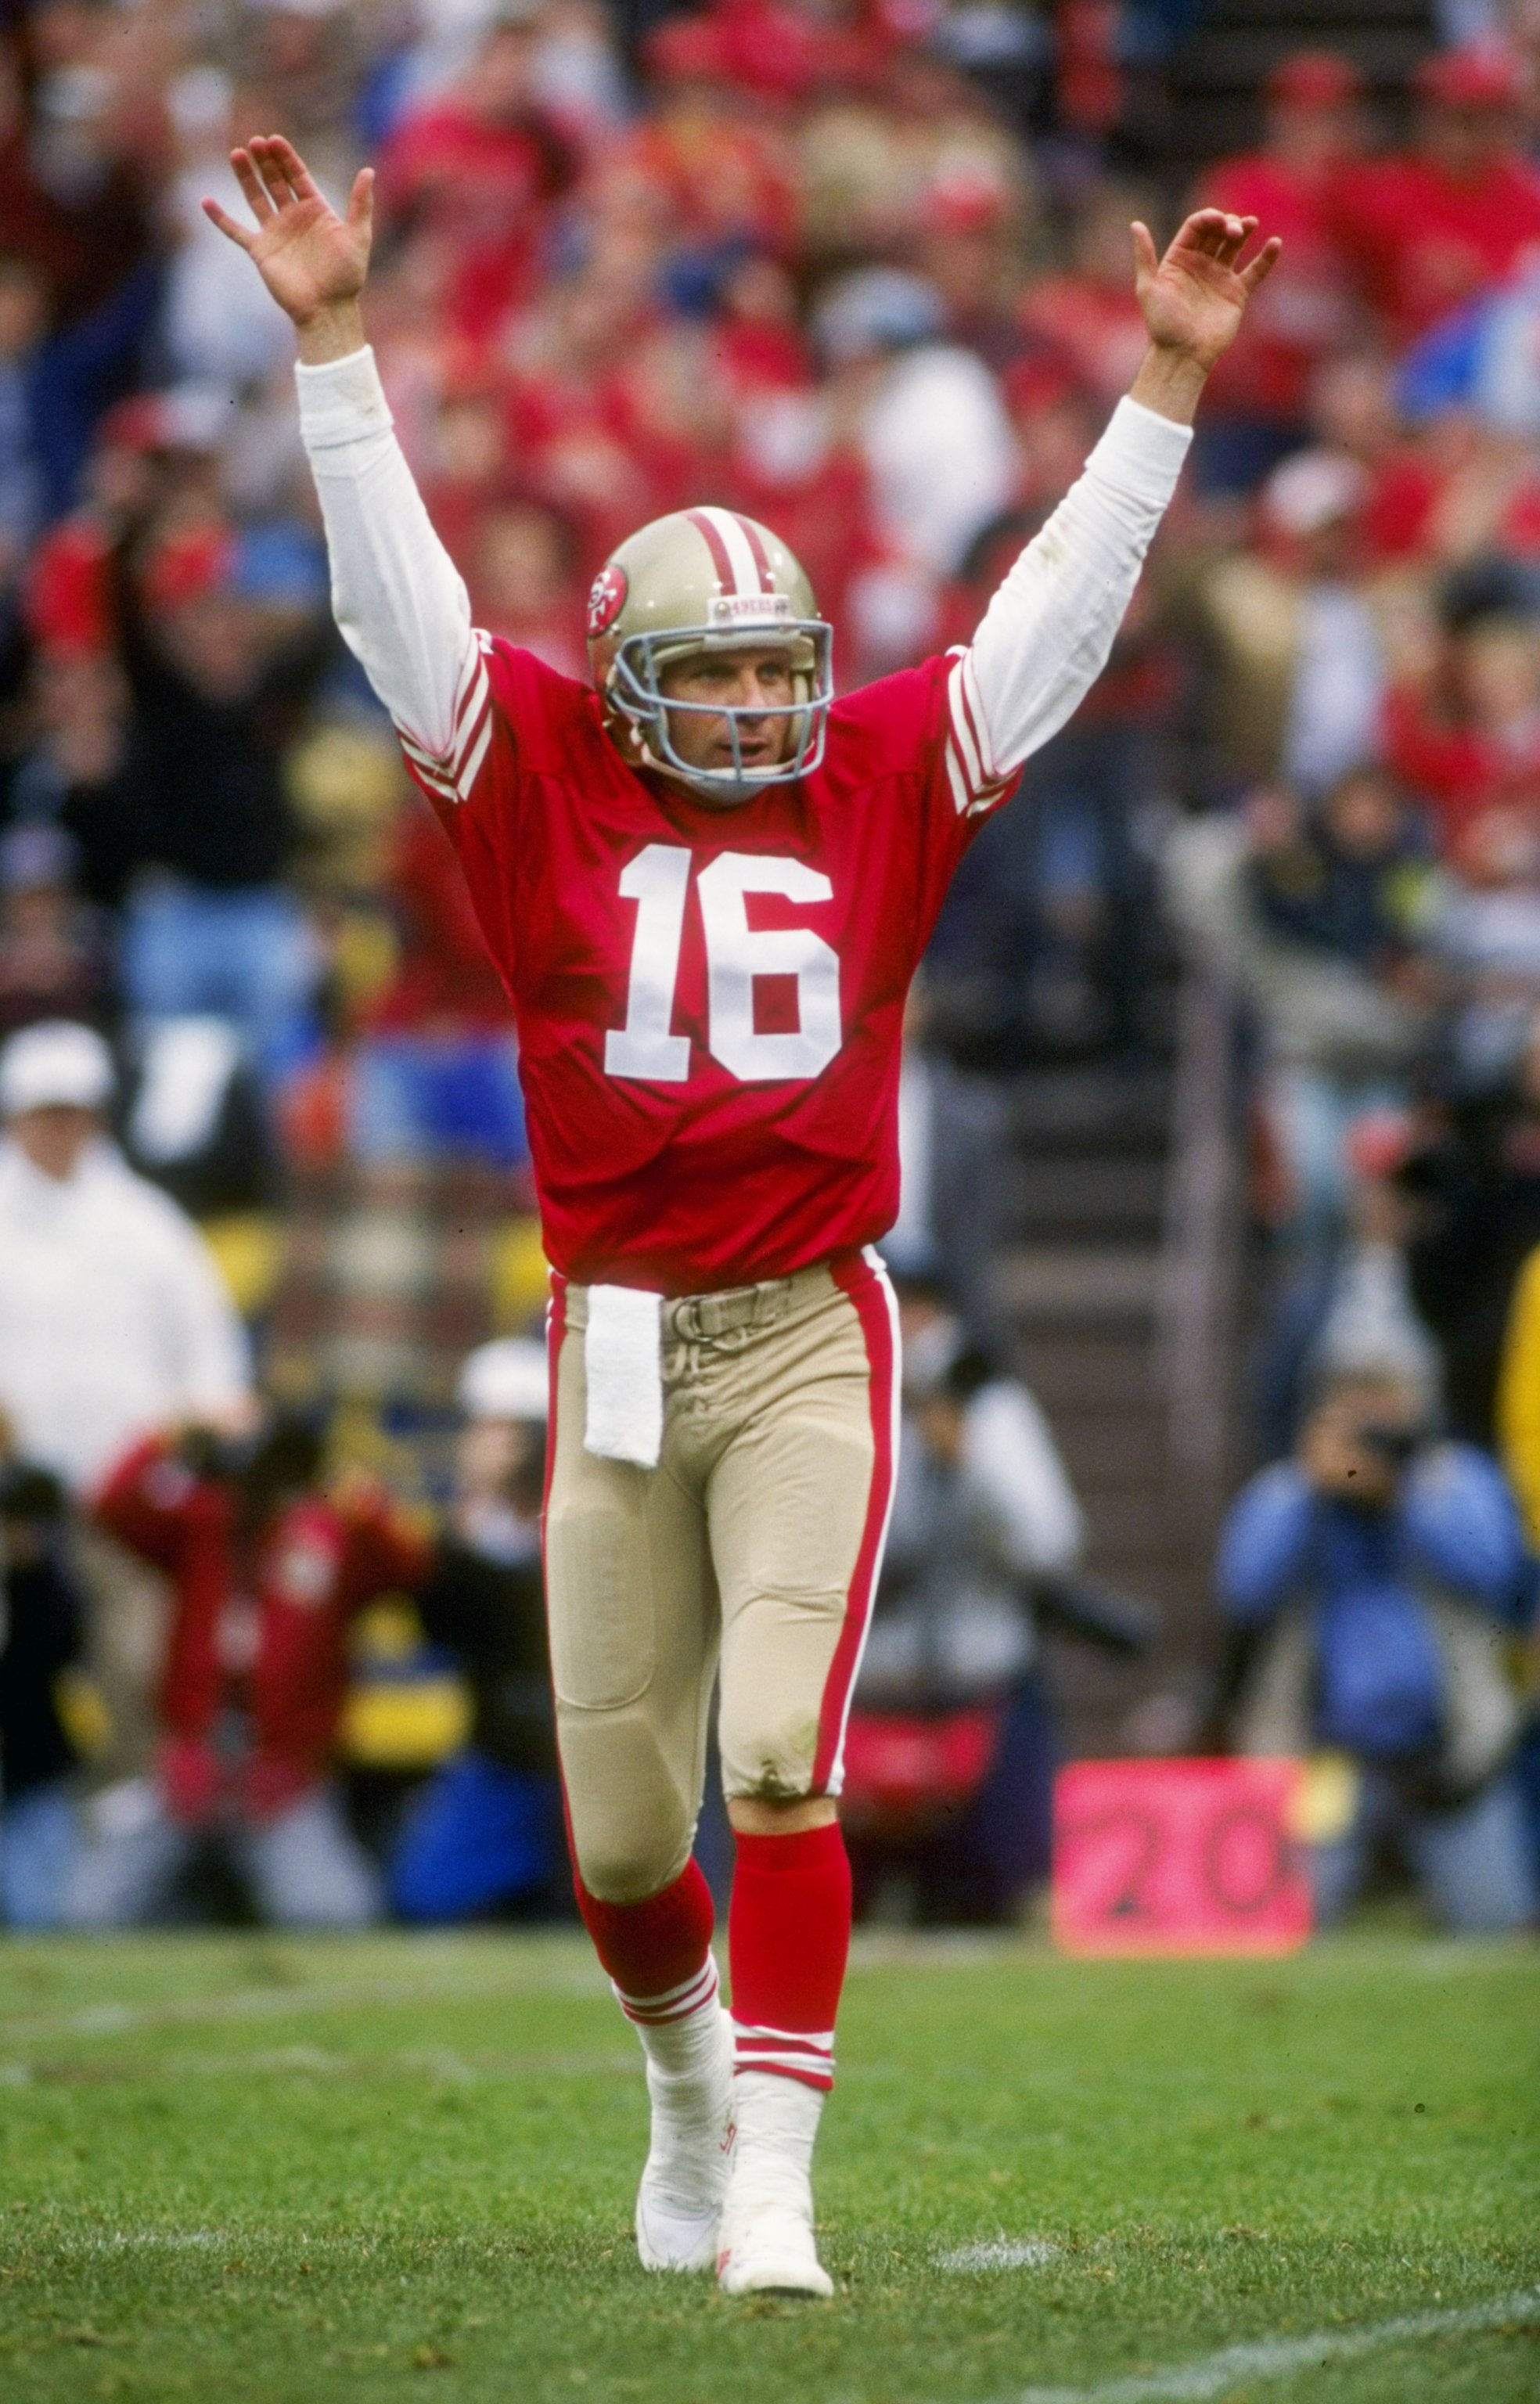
[0,1931,1534,2404]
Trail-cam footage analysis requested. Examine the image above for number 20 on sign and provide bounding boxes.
[1052,1757,1312,1956]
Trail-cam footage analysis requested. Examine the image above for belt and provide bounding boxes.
[562,1258,853,1469]
[560,1257,842,1342]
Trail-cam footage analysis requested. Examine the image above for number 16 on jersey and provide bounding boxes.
[605,844,844,1085]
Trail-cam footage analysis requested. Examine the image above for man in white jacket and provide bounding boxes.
[0,1021,252,1495]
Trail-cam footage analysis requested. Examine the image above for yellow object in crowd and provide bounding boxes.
[1495,1239,1540,1552]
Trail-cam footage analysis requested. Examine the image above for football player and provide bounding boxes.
[208,135,1277,2296]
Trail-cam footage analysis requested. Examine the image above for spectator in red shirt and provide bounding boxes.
[1348,47,1540,350]
[1018,178,1156,414]
[376,2,577,347]
[1197,50,1367,490]
[1385,609,1540,849]
[624,19,799,261]
[67,1414,430,1927]
[350,802,531,1171]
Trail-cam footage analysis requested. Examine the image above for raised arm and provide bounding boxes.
[205,137,480,780]
[956,210,1280,797]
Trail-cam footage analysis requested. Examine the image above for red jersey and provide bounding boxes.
[1346,152,1540,345]
[401,643,1006,1294]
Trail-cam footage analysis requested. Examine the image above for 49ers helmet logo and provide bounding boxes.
[587,561,628,638]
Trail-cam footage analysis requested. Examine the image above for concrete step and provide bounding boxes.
[1005,1069,1171,1156]
[995,1245,1163,1322]
[1009,1335,1157,1409]
[1002,1156,1167,1240]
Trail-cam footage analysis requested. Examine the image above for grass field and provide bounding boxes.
[0,1931,1535,2404]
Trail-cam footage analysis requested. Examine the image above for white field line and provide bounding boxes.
[46,2230,375,2257]
[0,1960,606,2049]
[0,2043,639,2086]
[937,2240,1060,2272]
[1001,2288,1540,2404]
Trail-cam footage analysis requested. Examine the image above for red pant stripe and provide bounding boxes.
[812,1252,899,1793]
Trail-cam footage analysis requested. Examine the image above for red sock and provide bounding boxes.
[728,1822,851,2091]
[575,1857,717,2024]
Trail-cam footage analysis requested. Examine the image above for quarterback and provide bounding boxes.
[210,136,1277,2297]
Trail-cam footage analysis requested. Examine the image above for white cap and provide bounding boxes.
[457,1337,549,1423]
[0,1020,114,1117]
[1261,448,1366,538]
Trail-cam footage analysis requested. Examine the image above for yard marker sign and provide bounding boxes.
[1052,1758,1312,1956]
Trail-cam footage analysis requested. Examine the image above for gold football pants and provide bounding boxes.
[545,1252,898,1902]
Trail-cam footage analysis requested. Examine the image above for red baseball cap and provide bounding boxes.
[1266,50,1362,110]
[1414,45,1522,111]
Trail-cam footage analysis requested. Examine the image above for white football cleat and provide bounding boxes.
[635,2004,734,2272]
[716,2071,833,2298]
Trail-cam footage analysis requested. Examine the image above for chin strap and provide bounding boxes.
[606,700,764,808]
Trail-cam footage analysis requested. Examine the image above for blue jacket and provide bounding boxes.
[1216,1446,1527,1761]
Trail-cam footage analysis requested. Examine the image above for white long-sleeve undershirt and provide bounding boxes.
[295,345,1190,786]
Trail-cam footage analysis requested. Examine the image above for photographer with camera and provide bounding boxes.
[841,1287,1154,1924]
[67,1412,430,1927]
[387,1338,566,1924]
[1217,1350,1538,1931]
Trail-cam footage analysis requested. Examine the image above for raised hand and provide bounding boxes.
[1132,208,1281,372]
[203,135,373,359]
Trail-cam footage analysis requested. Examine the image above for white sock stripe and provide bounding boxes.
[615,1957,718,2010]
[729,2023,835,2048]
[734,2055,834,2083]
[613,1959,719,2017]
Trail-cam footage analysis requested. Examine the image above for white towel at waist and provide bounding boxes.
[584,1285,664,1467]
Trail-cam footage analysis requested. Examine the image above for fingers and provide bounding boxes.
[249,134,304,211]
[201,196,255,253]
[260,133,322,203]
[1130,219,1159,281]
[1240,234,1284,295]
[229,146,276,224]
[1171,207,1258,267]
[236,135,327,217]
[346,164,376,233]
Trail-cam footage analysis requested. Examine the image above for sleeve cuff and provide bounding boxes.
[1086,394,1193,504]
[294,344,393,449]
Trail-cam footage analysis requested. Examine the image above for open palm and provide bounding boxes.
[204,135,373,326]
[1132,209,1281,371]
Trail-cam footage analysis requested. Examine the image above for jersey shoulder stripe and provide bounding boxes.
[945,646,1013,819]
[396,628,495,808]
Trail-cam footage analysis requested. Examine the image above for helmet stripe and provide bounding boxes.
[734,513,773,587]
[691,504,765,596]
[685,506,737,592]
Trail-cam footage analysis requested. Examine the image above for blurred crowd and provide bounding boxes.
[1,0,1540,1934]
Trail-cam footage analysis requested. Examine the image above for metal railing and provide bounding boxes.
[1155,955,1244,1514]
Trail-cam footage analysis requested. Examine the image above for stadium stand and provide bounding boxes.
[0,0,1537,1927]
